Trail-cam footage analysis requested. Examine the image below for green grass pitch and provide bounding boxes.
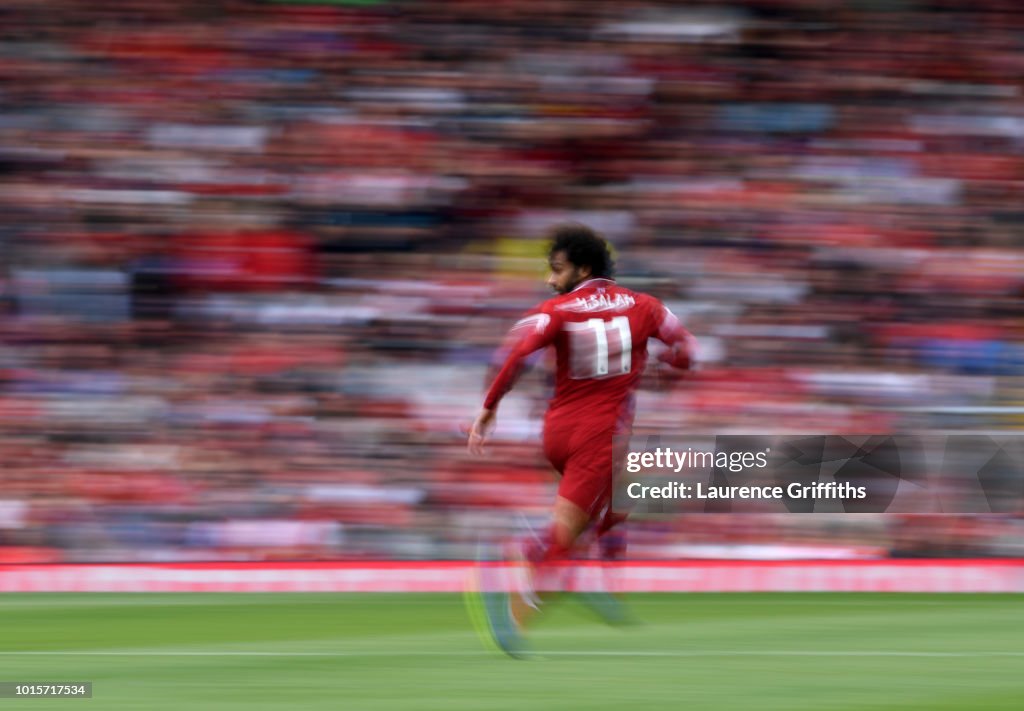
[1,592,1022,710]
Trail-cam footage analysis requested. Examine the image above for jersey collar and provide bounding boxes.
[570,277,616,293]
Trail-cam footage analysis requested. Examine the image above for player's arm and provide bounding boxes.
[468,310,559,454]
[653,304,696,372]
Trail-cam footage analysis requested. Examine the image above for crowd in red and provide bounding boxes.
[0,0,1022,562]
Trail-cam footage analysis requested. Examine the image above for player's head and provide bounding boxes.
[546,223,614,295]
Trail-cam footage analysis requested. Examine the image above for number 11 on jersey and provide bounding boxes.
[568,316,632,379]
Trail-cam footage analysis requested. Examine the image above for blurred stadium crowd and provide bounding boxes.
[1,0,1022,563]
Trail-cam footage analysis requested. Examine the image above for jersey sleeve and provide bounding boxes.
[651,302,696,371]
[482,306,561,411]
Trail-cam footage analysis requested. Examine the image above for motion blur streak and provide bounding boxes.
[0,0,1022,566]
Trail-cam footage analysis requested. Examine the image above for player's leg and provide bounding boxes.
[467,491,590,658]
[509,494,590,628]
[597,428,632,561]
[466,545,529,658]
[595,507,628,560]
[480,419,612,647]
[509,423,613,628]
[467,421,582,658]
[506,415,585,621]
[576,506,635,626]
[575,426,637,623]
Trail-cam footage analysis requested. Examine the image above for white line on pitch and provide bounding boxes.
[546,650,1024,658]
[0,650,1022,658]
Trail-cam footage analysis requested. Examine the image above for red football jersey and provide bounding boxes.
[483,278,694,428]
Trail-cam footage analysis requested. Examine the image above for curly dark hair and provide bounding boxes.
[547,223,614,279]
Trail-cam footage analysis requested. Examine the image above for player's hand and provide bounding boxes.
[467,408,496,455]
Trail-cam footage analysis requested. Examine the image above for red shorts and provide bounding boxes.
[542,416,619,517]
